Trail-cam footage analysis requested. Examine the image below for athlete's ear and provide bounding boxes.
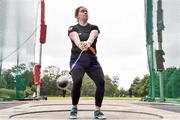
[76,17,79,22]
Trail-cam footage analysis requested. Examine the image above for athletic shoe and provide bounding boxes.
[94,110,106,119]
[69,107,78,119]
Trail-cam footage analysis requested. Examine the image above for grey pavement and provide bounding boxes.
[0,100,180,120]
[0,101,26,110]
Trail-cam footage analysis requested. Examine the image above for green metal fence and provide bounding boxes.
[145,0,180,102]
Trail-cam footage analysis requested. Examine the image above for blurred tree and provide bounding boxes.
[104,75,120,97]
[81,74,96,96]
[3,69,15,89]
[129,75,148,97]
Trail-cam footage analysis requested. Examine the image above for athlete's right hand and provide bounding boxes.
[78,42,88,51]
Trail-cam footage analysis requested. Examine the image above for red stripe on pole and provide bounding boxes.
[34,64,42,85]
[41,0,45,24]
[40,24,47,44]
[40,0,47,44]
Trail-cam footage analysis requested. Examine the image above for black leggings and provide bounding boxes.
[70,53,105,107]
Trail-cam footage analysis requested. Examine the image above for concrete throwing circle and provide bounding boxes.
[9,109,163,120]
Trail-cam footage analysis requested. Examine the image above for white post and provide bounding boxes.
[37,43,42,98]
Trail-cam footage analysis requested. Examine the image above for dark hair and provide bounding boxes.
[74,6,84,18]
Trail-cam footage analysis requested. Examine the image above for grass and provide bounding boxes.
[47,96,180,103]
[166,98,180,103]
[47,96,141,100]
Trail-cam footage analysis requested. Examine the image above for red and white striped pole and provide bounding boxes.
[34,0,47,98]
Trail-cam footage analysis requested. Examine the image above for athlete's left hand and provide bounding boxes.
[82,41,91,50]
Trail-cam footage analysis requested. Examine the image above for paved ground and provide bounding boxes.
[0,101,26,110]
[0,100,180,120]
[135,102,180,113]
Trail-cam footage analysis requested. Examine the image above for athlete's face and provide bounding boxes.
[77,7,88,22]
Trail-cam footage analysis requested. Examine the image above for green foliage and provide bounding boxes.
[2,63,180,99]
[1,64,125,98]
[41,75,59,96]
[0,88,16,98]
[0,77,7,88]
[0,63,35,99]
[1,64,34,91]
[11,63,26,74]
[24,85,36,97]
[40,66,122,97]
[2,69,15,89]
[104,75,120,97]
[129,75,149,97]
[41,66,68,96]
[118,87,128,97]
[129,67,180,98]
[81,74,96,96]
[24,87,34,97]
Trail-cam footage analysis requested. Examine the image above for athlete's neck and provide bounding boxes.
[78,21,88,26]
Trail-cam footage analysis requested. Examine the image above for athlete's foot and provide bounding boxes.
[69,107,78,119]
[94,110,106,119]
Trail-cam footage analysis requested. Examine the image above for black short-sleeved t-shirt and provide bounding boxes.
[68,23,100,54]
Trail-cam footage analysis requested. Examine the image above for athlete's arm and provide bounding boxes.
[69,31,86,51]
[84,30,99,48]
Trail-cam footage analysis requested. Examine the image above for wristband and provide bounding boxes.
[87,40,93,45]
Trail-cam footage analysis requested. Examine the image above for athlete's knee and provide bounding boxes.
[95,79,104,90]
[73,78,82,87]
[99,78,105,86]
